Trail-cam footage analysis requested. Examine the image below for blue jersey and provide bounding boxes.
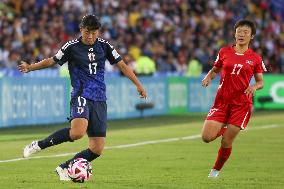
[53,37,122,101]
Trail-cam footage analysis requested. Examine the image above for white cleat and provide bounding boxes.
[208,169,220,178]
[55,166,71,181]
[23,141,41,158]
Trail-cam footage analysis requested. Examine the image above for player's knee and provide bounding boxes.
[221,138,232,148]
[202,135,213,143]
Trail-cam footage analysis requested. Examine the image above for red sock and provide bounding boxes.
[216,127,227,137]
[213,146,232,170]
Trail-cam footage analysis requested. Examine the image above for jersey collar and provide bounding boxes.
[231,45,252,55]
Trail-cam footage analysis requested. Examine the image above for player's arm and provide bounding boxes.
[18,58,56,73]
[245,73,264,96]
[201,66,222,87]
[117,60,147,99]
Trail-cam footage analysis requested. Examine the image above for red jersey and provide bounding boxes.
[213,45,266,105]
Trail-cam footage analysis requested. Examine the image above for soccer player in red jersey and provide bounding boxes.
[201,19,266,178]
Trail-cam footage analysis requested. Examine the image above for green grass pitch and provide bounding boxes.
[0,111,284,189]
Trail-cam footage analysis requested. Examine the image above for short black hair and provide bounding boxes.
[80,15,101,31]
[234,19,256,36]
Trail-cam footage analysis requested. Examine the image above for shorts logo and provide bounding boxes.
[77,107,84,114]
[208,108,218,116]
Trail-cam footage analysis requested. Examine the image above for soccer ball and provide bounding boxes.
[67,158,92,183]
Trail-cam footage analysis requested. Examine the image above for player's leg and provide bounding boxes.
[56,101,107,180]
[54,118,89,181]
[55,137,104,181]
[201,120,224,143]
[209,104,252,178]
[88,137,105,155]
[23,97,89,158]
[202,103,229,143]
[39,118,87,148]
[69,118,88,140]
[23,119,87,158]
[58,137,104,169]
[209,124,240,177]
[69,101,108,163]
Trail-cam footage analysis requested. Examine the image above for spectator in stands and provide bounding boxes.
[135,53,156,76]
[186,54,202,78]
[0,0,283,74]
[156,52,177,74]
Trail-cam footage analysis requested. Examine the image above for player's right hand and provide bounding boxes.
[201,77,211,87]
[18,61,31,73]
[137,86,147,99]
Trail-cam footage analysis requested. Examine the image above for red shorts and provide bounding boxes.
[206,103,252,129]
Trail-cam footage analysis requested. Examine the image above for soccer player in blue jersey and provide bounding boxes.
[18,15,147,181]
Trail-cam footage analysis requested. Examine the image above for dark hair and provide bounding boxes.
[234,19,256,36]
[80,15,101,30]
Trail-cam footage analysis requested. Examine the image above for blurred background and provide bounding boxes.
[0,0,284,127]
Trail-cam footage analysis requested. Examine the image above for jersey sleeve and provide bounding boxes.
[105,41,122,65]
[53,42,72,66]
[254,55,267,73]
[213,48,225,68]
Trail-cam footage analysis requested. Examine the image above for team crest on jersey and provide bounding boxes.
[245,60,253,65]
[88,53,96,61]
[208,108,218,116]
[77,107,84,114]
[89,48,93,51]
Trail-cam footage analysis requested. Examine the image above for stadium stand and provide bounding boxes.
[0,0,283,77]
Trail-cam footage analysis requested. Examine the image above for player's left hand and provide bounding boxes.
[137,86,147,99]
[201,77,211,87]
[245,85,257,97]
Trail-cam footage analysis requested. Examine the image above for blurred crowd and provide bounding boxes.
[0,0,284,76]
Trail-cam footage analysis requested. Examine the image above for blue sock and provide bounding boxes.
[38,128,73,149]
[60,149,100,169]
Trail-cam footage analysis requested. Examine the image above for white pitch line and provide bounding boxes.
[246,124,279,130]
[0,124,280,163]
[105,134,201,149]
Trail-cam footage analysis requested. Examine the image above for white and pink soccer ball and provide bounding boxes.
[67,158,92,183]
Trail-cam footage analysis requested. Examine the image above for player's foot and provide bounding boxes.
[23,141,41,158]
[208,169,220,178]
[55,166,71,181]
